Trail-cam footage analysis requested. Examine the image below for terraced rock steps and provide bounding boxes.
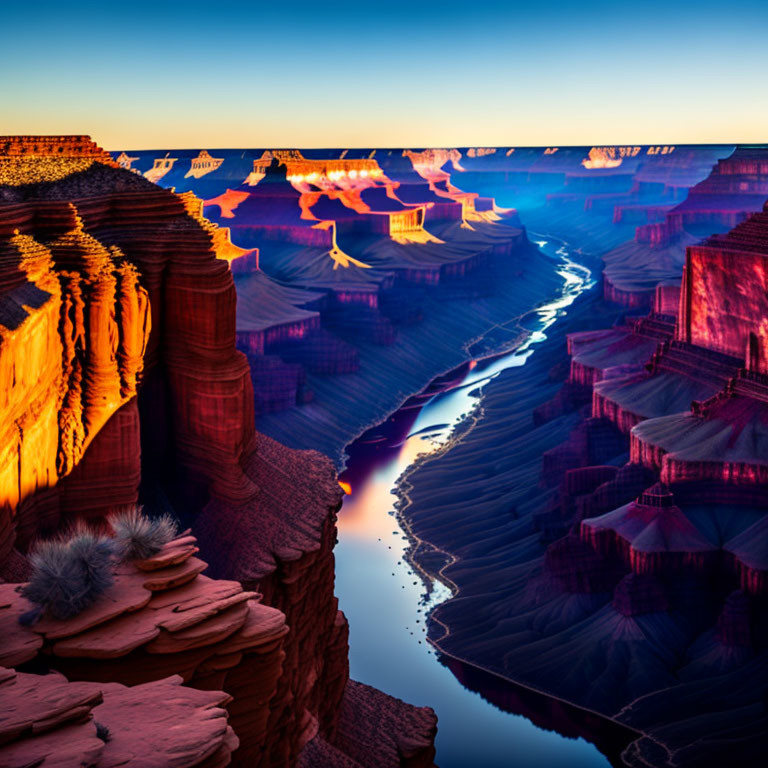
[0,666,239,768]
[0,533,287,766]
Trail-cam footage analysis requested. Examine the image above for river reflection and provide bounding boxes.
[335,241,626,767]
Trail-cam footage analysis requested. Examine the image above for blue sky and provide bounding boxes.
[2,0,767,148]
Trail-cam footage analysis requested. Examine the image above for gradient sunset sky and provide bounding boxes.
[2,0,767,149]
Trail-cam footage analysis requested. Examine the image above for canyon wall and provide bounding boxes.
[0,137,437,767]
[678,219,768,368]
[395,150,768,767]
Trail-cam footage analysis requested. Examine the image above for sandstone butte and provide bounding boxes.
[547,200,768,591]
[0,137,437,767]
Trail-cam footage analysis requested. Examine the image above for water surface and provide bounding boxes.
[336,240,618,767]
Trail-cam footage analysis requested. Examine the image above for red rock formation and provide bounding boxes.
[581,483,717,575]
[0,135,116,161]
[0,532,287,765]
[323,680,438,768]
[0,665,239,768]
[677,205,768,363]
[0,138,437,767]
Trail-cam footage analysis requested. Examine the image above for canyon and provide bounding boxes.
[379,147,768,767]
[2,137,767,768]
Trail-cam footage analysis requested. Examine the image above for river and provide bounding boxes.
[334,238,624,767]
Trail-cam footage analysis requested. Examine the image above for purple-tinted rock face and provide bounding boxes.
[383,146,768,768]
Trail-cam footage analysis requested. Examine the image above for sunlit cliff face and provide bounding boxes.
[243,165,266,187]
[243,150,385,191]
[243,150,302,185]
[115,152,139,171]
[402,148,510,225]
[647,145,676,155]
[296,187,438,245]
[144,155,177,183]
[404,148,464,182]
[185,150,224,179]
[204,189,250,218]
[286,160,384,191]
[582,147,624,169]
[581,145,665,169]
[466,147,496,158]
[0,217,151,517]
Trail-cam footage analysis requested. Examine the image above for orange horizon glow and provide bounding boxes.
[9,120,766,156]
[4,2,768,152]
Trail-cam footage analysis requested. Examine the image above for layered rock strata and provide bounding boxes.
[603,147,768,307]
[0,532,288,765]
[0,138,437,767]
[395,190,768,766]
[0,665,239,768]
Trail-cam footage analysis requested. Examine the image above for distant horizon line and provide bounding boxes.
[107,141,767,153]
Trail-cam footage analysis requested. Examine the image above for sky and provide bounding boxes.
[1,0,767,149]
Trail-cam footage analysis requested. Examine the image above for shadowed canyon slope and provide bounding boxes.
[393,147,768,768]
[125,144,761,468]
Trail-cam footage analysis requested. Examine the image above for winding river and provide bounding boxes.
[334,239,620,767]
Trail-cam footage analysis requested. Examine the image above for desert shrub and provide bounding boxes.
[19,529,117,624]
[110,506,179,561]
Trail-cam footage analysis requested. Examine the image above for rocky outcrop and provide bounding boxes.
[581,483,718,574]
[0,665,239,768]
[0,532,287,765]
[318,680,438,768]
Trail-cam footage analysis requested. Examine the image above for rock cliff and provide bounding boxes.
[0,137,436,767]
[603,147,768,307]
